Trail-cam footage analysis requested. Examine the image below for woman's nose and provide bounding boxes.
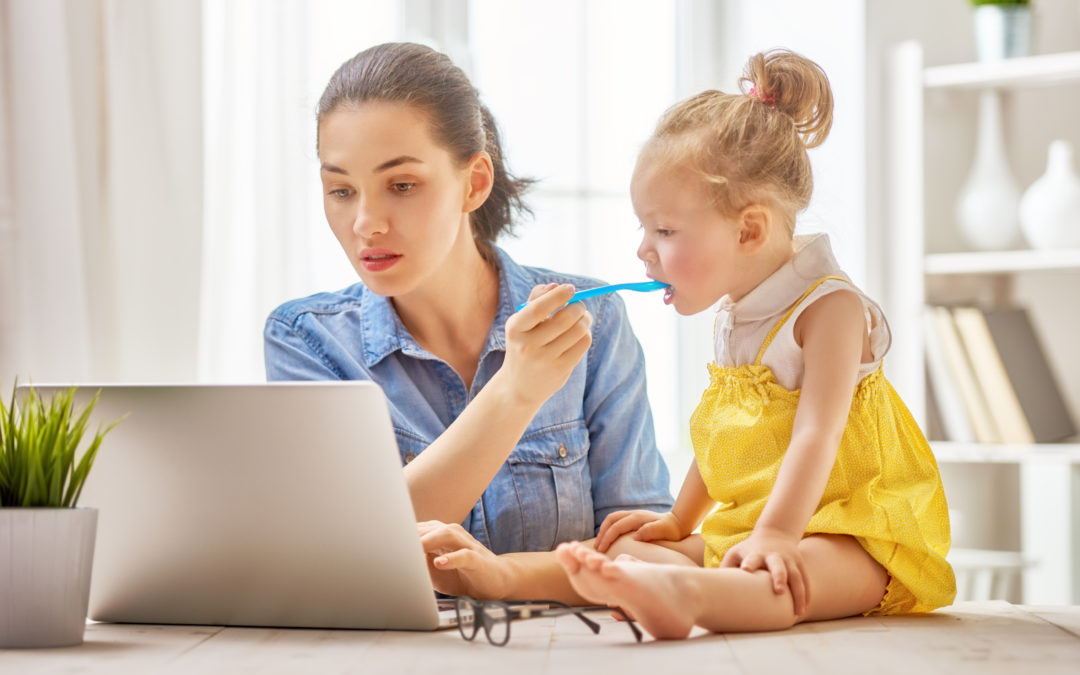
[353,196,388,238]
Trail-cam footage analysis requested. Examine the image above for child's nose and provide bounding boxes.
[636,237,654,262]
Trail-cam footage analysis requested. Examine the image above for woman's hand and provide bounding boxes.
[594,510,687,553]
[417,521,512,600]
[720,528,809,617]
[497,283,593,409]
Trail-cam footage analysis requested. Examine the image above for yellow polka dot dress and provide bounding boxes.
[693,266,956,614]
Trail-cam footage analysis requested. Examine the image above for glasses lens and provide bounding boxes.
[456,598,478,640]
[483,603,510,646]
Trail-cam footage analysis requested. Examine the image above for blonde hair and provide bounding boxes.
[639,49,833,235]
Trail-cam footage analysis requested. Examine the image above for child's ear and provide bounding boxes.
[737,204,772,250]
[463,152,495,214]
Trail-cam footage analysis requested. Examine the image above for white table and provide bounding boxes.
[2,602,1078,674]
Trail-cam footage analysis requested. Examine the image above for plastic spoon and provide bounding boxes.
[516,280,670,312]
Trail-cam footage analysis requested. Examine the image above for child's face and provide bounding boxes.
[631,163,744,315]
[318,102,477,298]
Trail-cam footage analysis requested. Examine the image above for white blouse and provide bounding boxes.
[712,233,892,391]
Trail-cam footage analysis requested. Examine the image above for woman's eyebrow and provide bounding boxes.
[320,156,423,176]
[373,155,423,173]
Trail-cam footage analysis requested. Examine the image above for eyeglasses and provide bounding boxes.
[453,596,643,646]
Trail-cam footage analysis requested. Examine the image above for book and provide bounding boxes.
[980,307,1077,443]
[929,306,1000,444]
[952,306,1034,445]
[922,307,975,442]
[923,364,948,441]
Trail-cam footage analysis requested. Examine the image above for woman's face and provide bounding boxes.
[318,102,484,298]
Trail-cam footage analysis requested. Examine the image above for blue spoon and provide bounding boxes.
[516,280,669,312]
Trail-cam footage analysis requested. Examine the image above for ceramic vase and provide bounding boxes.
[0,508,97,648]
[1019,140,1080,249]
[973,4,1032,62]
[955,91,1024,251]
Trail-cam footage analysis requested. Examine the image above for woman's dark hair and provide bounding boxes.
[317,42,533,256]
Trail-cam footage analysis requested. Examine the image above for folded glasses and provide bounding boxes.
[453,596,643,646]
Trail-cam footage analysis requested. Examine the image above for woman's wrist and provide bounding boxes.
[484,367,544,412]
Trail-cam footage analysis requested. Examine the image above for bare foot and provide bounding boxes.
[555,542,700,639]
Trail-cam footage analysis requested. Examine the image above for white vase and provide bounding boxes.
[1019,140,1080,249]
[955,91,1023,251]
[0,508,97,648]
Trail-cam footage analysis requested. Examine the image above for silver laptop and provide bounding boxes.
[18,382,456,630]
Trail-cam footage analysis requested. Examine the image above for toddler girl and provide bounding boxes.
[555,49,956,639]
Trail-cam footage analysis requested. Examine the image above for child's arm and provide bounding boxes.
[594,459,714,552]
[721,289,867,616]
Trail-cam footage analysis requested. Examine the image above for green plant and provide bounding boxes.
[971,0,1029,6]
[0,383,122,508]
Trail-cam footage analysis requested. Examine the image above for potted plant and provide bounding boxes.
[0,383,122,648]
[971,0,1032,62]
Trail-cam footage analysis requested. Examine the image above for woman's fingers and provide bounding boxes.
[433,547,480,571]
[526,282,558,302]
[513,284,577,330]
[418,521,479,555]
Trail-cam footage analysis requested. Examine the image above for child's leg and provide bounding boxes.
[555,533,887,639]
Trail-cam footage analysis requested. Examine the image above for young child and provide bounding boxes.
[555,49,956,639]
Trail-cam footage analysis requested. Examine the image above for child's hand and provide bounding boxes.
[594,510,686,553]
[720,528,809,617]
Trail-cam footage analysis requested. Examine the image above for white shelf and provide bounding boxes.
[932,441,1080,464]
[924,51,1080,90]
[924,248,1080,275]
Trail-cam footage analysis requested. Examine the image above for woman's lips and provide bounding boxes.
[360,249,402,272]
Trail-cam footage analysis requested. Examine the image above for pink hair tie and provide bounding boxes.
[749,83,777,106]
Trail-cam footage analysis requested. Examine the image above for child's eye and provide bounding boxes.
[391,182,416,194]
[656,228,674,237]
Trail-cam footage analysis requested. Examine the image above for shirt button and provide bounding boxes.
[405,452,415,463]
[558,444,567,458]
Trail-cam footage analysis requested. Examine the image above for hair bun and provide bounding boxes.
[739,49,833,149]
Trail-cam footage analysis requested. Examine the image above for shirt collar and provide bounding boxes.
[360,246,522,367]
[717,232,842,323]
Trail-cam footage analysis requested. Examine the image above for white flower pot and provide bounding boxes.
[0,508,97,648]
[1019,140,1080,249]
[973,4,1032,62]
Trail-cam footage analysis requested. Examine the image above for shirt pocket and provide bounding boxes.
[393,427,427,466]
[507,422,593,551]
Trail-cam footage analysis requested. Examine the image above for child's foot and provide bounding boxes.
[555,542,699,640]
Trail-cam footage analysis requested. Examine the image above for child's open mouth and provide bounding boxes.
[663,286,674,305]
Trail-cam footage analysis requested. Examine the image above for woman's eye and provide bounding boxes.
[391,182,416,194]
[328,188,352,200]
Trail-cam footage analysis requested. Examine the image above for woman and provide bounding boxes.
[264,42,672,602]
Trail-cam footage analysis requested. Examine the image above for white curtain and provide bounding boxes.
[0,0,203,384]
[197,0,402,383]
[198,0,315,383]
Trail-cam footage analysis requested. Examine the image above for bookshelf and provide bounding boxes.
[887,43,1080,605]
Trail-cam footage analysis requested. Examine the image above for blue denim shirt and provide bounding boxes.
[264,247,672,555]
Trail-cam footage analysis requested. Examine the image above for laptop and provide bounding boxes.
[18,382,457,630]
